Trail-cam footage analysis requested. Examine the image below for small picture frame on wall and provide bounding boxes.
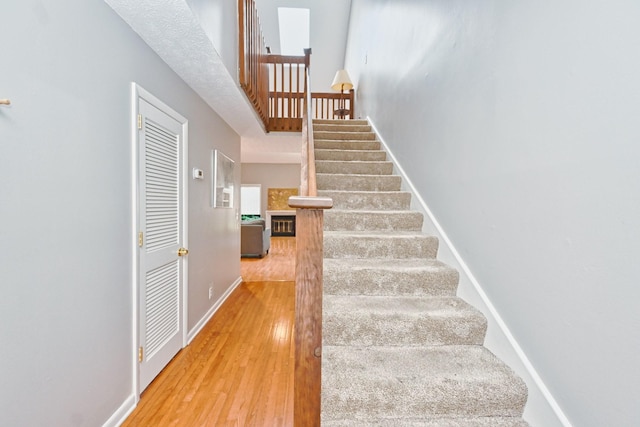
[212,149,234,208]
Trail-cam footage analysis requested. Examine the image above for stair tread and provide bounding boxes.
[322,345,528,419]
[322,417,530,427]
[315,148,386,153]
[317,172,399,178]
[325,230,430,237]
[324,257,455,271]
[327,209,420,214]
[315,131,376,136]
[315,149,387,161]
[317,159,392,164]
[314,119,369,125]
[313,125,372,132]
[314,138,378,142]
[315,140,382,150]
[324,295,481,314]
[318,190,410,195]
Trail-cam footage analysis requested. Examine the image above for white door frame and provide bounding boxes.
[131,83,189,399]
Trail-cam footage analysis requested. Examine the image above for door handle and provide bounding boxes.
[177,247,189,256]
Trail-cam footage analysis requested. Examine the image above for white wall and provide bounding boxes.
[0,1,240,425]
[256,0,352,92]
[345,1,640,426]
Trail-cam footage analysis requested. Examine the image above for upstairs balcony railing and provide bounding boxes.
[266,52,309,132]
[238,0,354,133]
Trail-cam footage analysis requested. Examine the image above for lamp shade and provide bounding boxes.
[331,69,354,92]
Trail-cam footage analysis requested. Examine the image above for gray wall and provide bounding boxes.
[241,163,301,216]
[344,1,640,426]
[0,1,240,426]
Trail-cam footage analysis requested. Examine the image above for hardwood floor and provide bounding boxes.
[123,237,296,426]
[241,237,296,282]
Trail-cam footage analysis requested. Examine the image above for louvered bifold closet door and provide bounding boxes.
[138,98,184,392]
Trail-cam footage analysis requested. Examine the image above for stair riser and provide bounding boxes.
[323,264,459,297]
[314,119,369,126]
[324,297,487,346]
[314,124,372,133]
[315,150,387,161]
[324,211,423,232]
[324,315,486,346]
[318,191,412,210]
[324,234,438,259]
[315,140,381,150]
[317,174,402,191]
[315,131,377,141]
[316,161,394,175]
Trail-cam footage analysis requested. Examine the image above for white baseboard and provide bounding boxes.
[367,117,572,427]
[102,394,136,427]
[187,276,243,343]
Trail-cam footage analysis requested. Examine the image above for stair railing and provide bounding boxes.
[238,0,269,130]
[238,0,354,132]
[289,52,333,426]
[266,52,309,132]
[312,90,354,120]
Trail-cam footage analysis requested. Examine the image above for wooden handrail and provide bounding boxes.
[289,50,333,426]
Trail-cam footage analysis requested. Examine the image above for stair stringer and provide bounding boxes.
[367,117,572,427]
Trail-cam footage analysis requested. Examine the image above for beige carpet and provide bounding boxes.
[315,119,529,426]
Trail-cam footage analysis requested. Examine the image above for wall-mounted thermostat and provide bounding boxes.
[192,168,204,180]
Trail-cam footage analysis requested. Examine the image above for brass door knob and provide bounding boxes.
[177,247,189,256]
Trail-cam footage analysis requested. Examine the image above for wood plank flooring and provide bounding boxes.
[240,237,296,282]
[122,237,296,426]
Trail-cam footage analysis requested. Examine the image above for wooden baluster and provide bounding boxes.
[289,62,293,126]
[349,89,354,120]
[280,62,284,128]
[238,0,245,87]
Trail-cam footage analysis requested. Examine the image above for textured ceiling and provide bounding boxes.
[105,0,265,138]
[105,0,353,162]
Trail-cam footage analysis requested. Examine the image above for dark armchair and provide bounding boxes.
[241,218,271,258]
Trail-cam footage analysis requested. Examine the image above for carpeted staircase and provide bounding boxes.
[315,119,530,426]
